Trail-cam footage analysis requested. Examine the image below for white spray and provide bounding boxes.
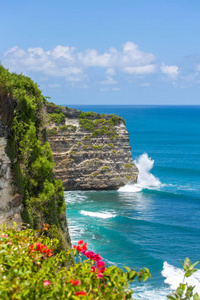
[118,153,161,192]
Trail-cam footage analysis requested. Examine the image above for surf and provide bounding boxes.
[118,153,161,192]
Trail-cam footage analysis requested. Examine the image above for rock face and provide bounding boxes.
[0,94,22,226]
[47,106,138,190]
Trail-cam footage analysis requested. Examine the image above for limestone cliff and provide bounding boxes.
[46,105,138,190]
[0,94,22,225]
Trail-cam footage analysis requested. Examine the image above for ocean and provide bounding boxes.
[64,105,200,299]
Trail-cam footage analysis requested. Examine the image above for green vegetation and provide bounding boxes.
[59,125,76,132]
[79,111,95,119]
[47,112,65,125]
[125,163,132,168]
[126,175,132,180]
[79,112,123,138]
[0,226,151,300]
[102,166,109,170]
[108,143,115,148]
[167,257,200,300]
[112,150,116,154]
[84,144,104,150]
[47,127,57,136]
[0,65,68,250]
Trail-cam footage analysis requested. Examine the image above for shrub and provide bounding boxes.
[0,65,69,250]
[125,163,132,168]
[59,125,77,132]
[47,112,65,125]
[0,226,151,300]
[47,127,57,135]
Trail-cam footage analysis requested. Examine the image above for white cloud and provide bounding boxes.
[123,64,156,74]
[106,68,116,76]
[100,76,118,85]
[161,63,179,80]
[3,42,186,88]
[3,42,156,78]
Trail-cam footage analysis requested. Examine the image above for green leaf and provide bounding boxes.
[185,269,198,277]
[129,270,137,281]
[193,293,200,300]
[167,296,177,300]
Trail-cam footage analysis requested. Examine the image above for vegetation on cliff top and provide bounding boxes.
[0,65,69,250]
[79,113,124,139]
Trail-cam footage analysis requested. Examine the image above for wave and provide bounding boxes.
[162,261,200,294]
[80,210,116,219]
[118,153,161,193]
[133,285,170,300]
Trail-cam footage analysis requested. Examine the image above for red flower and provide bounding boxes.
[78,240,84,245]
[82,243,88,251]
[75,291,88,296]
[43,280,51,286]
[70,279,81,286]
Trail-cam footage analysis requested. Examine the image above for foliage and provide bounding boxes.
[47,127,58,136]
[79,111,96,119]
[0,226,150,300]
[167,258,200,300]
[0,65,69,250]
[108,143,115,148]
[47,113,65,125]
[125,164,132,168]
[79,112,123,139]
[59,125,77,132]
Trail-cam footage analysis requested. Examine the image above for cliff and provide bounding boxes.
[0,65,70,250]
[0,93,23,226]
[46,105,138,190]
[0,65,138,239]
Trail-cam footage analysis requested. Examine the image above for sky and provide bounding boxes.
[1,0,200,105]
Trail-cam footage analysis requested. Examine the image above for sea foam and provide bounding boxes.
[80,210,116,219]
[118,153,161,192]
[162,261,200,294]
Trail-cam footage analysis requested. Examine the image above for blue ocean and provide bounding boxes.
[64,105,200,299]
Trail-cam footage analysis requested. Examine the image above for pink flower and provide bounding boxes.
[94,253,102,261]
[2,234,8,238]
[97,261,105,268]
[97,272,103,279]
[91,266,96,273]
[8,240,12,246]
[43,280,51,286]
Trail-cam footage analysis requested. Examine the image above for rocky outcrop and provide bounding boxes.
[47,106,138,190]
[0,94,22,226]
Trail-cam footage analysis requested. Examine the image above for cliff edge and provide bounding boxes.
[46,105,138,190]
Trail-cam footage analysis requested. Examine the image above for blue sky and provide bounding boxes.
[1,0,200,105]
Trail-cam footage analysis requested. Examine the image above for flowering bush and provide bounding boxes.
[0,225,150,299]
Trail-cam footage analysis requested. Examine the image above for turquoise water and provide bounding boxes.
[65,106,200,299]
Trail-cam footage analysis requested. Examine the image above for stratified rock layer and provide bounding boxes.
[0,94,22,226]
[47,107,138,190]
